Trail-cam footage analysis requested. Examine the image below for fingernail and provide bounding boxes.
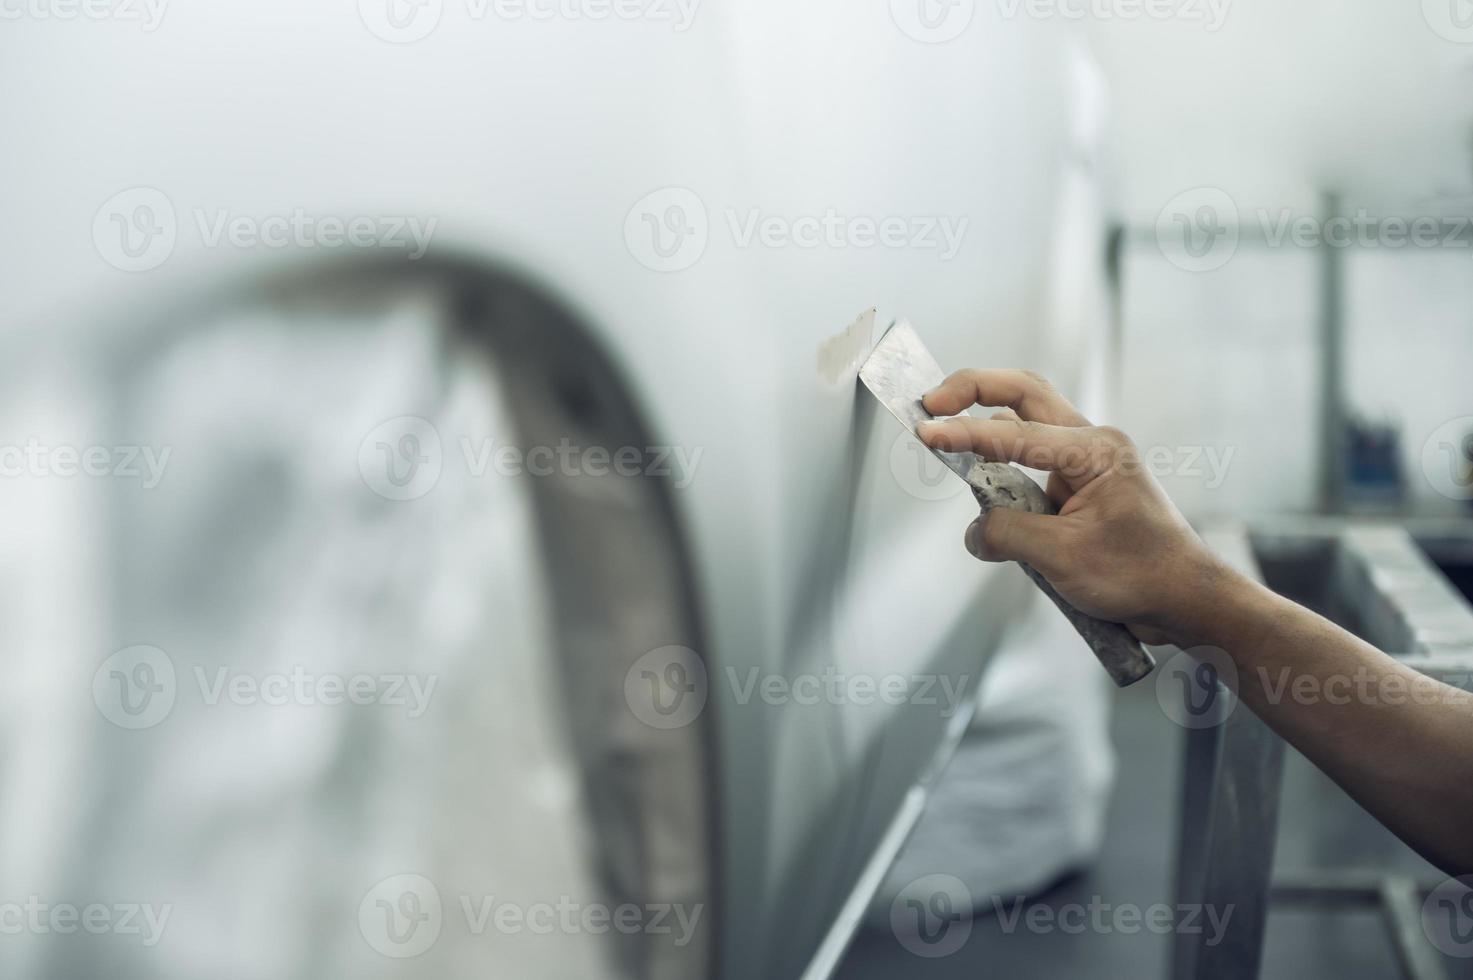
[965,520,983,558]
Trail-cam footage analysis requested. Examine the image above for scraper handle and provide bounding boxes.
[965,461,1157,688]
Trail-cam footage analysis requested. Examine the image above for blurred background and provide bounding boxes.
[2,1,1473,978]
[1101,6,1473,521]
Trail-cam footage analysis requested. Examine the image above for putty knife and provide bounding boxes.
[859,319,1156,688]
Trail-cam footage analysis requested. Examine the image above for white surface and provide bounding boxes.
[2,5,1106,976]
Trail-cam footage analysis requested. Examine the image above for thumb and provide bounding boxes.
[967,508,1068,571]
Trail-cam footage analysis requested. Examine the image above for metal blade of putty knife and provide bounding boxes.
[858,317,1156,688]
[858,321,976,482]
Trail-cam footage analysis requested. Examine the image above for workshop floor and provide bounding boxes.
[836,677,1473,979]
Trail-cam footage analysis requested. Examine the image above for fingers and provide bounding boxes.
[922,369,1090,427]
[965,510,1070,571]
[992,407,1074,504]
[918,416,1123,482]
[1045,472,1072,510]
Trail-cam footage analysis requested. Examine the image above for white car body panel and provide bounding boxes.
[0,4,1108,977]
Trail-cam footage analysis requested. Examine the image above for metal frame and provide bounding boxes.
[1170,527,1286,980]
[1270,872,1447,980]
[1173,520,1473,980]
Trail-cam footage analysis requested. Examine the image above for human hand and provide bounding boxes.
[917,370,1243,647]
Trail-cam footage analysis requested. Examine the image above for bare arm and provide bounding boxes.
[917,369,1473,877]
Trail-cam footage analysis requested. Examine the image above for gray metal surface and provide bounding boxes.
[1270,874,1449,980]
[1317,192,1346,514]
[1381,877,1449,980]
[1172,525,1285,980]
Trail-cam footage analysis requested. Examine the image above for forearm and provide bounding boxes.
[1192,570,1473,876]
[915,368,1473,873]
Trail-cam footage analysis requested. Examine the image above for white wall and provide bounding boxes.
[1118,243,1320,518]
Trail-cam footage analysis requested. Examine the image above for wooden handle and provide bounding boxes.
[965,461,1156,688]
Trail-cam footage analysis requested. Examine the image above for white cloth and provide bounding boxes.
[869,589,1117,921]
